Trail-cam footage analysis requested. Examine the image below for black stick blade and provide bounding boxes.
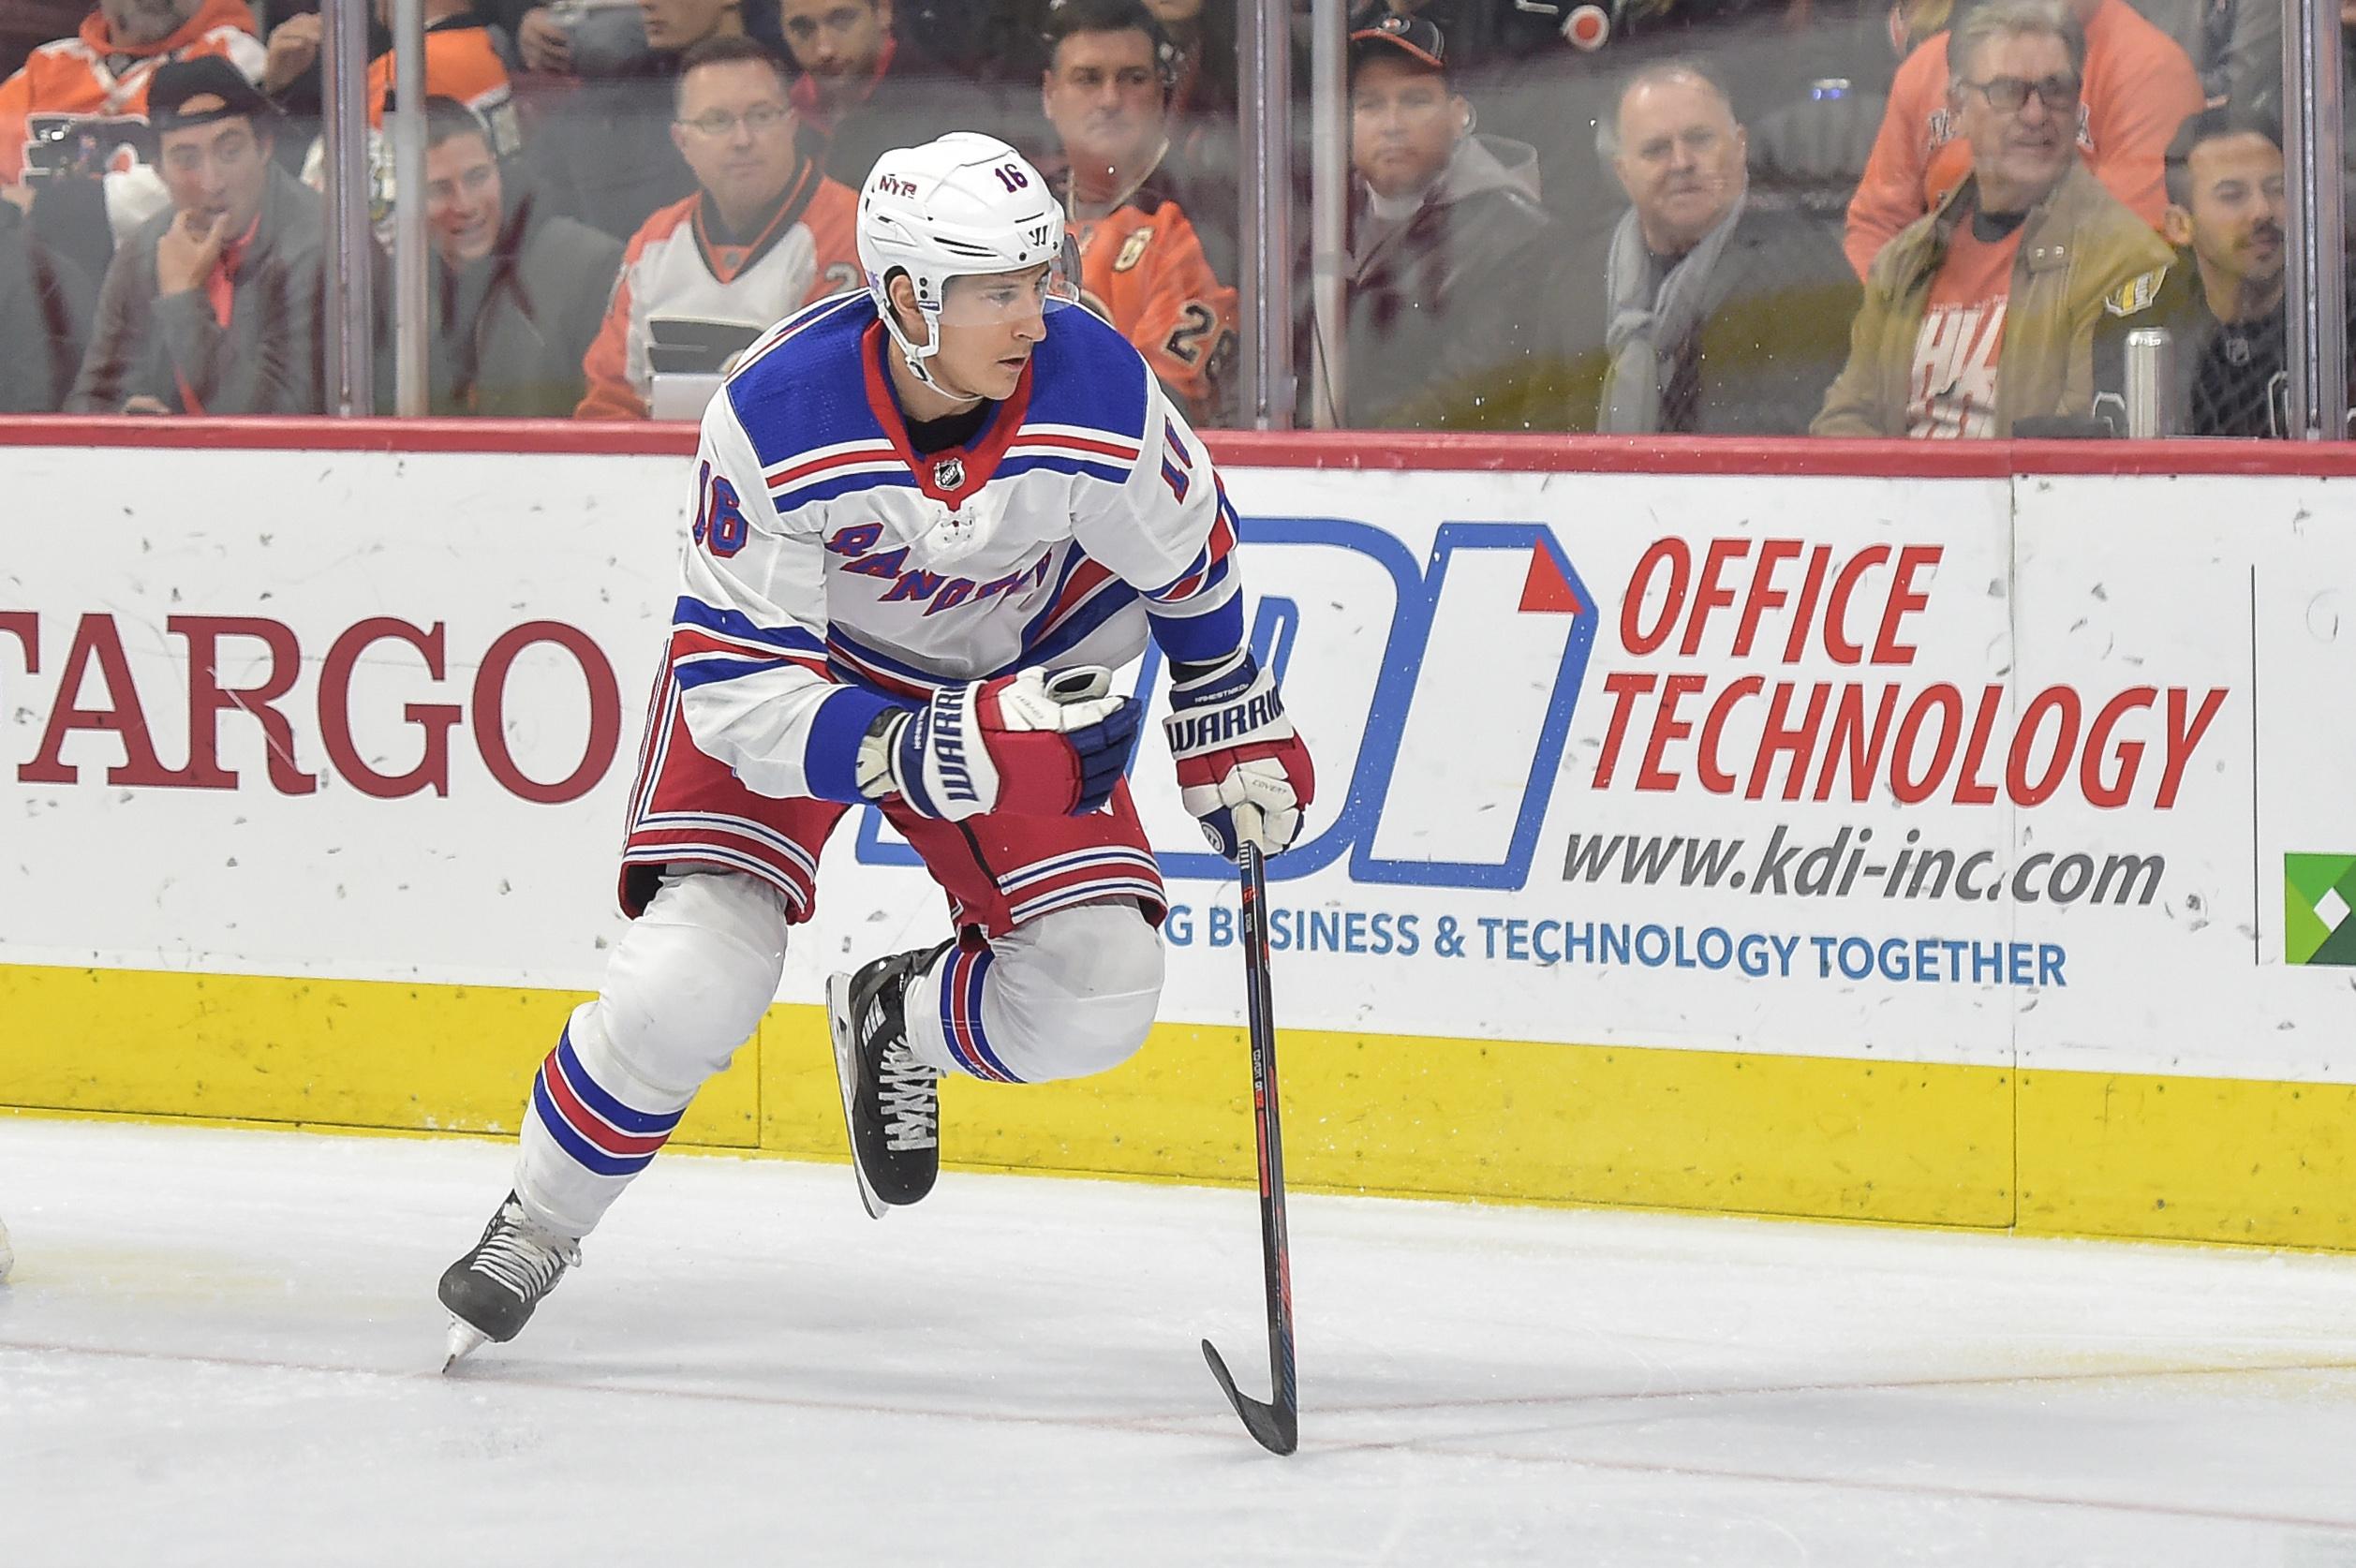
[1202,1338,1298,1455]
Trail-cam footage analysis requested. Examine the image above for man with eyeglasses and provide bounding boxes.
[577,33,858,419]
[511,0,748,245]
[1814,0,2172,438]
[1844,0,2200,281]
[67,53,325,414]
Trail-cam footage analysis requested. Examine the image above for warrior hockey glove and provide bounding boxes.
[1163,650,1314,858]
[864,666,1141,820]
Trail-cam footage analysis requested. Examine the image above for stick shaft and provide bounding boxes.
[1237,844,1296,1415]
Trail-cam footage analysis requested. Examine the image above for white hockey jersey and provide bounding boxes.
[666,290,1246,804]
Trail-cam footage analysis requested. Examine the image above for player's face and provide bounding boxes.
[932,265,1053,401]
[1952,31,2079,209]
[2183,132,2287,296]
[157,115,271,235]
[672,61,797,216]
[638,0,739,51]
[778,0,891,84]
[1349,55,1460,202]
[1612,73,1746,254]
[100,0,197,49]
[424,131,504,265]
[1044,29,1166,172]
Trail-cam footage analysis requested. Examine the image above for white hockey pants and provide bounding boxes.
[513,867,1163,1238]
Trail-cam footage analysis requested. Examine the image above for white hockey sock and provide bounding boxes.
[902,903,1163,1085]
[512,869,790,1238]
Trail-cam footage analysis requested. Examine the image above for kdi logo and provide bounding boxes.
[857,517,1597,890]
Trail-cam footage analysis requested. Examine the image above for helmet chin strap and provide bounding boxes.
[882,303,989,408]
[880,304,944,388]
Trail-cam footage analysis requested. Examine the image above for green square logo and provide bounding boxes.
[2286,853,2356,966]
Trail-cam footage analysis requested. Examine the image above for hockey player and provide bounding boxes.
[437,129,1312,1365]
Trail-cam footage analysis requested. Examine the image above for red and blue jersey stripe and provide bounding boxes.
[668,596,829,689]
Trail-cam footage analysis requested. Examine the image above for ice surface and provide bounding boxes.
[6,1117,2356,1566]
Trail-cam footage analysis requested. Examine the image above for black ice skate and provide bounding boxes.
[437,1191,581,1368]
[828,942,952,1219]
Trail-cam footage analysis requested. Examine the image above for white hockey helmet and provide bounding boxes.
[857,132,1075,385]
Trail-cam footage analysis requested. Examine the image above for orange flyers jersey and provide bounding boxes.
[1069,185,1237,423]
[0,0,264,186]
[363,24,516,154]
[577,162,862,420]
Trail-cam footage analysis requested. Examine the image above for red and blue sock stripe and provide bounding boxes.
[938,946,1020,1083]
[530,1028,686,1178]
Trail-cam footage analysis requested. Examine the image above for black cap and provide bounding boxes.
[1349,11,1448,75]
[147,56,273,134]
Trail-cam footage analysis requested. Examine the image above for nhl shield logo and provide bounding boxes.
[933,456,966,491]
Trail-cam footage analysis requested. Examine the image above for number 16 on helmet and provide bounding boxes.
[857,133,1084,385]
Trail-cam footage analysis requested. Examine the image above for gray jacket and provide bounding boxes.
[2133,0,2277,110]
[69,165,327,416]
[1316,133,1563,431]
[422,194,622,418]
[0,203,93,413]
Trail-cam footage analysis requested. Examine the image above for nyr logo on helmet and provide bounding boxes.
[875,174,920,199]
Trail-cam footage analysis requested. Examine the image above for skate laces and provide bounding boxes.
[878,1038,940,1152]
[471,1202,582,1301]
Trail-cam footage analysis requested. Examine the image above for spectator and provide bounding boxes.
[0,0,266,284]
[0,197,94,410]
[1142,0,1234,135]
[1341,0,1569,81]
[1563,59,1858,434]
[482,0,652,76]
[416,96,620,416]
[525,0,750,243]
[1813,0,2173,436]
[1843,0,2201,279]
[2091,108,2329,436]
[576,34,855,418]
[1315,11,1562,429]
[775,0,988,186]
[262,0,521,157]
[2131,0,2275,112]
[69,54,325,414]
[1042,0,1237,422]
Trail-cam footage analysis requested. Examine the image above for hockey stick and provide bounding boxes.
[1201,841,1298,1455]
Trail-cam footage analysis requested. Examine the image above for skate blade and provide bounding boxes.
[442,1317,491,1372]
[826,970,889,1222]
